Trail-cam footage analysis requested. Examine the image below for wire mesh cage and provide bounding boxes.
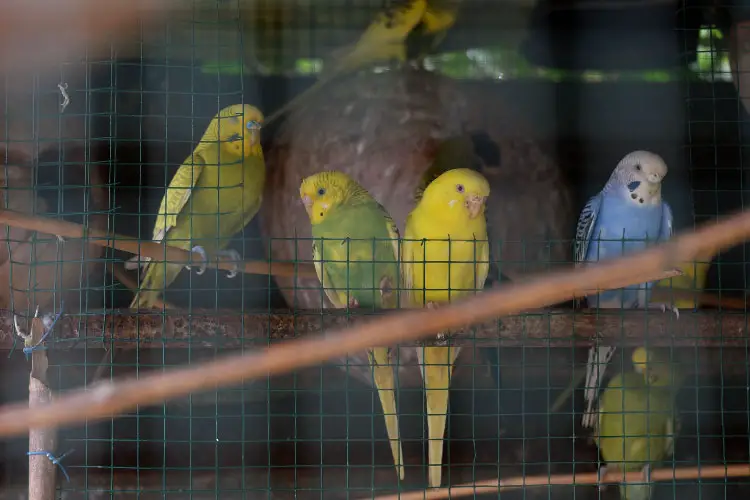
[0,0,747,499]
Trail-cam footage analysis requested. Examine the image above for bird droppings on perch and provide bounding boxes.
[0,307,744,349]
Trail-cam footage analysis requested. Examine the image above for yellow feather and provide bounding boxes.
[653,259,710,309]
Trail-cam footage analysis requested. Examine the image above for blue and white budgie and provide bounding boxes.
[576,150,678,429]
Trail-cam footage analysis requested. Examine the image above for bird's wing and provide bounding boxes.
[475,235,490,292]
[659,200,674,242]
[152,148,207,242]
[401,213,418,306]
[574,193,603,264]
[378,202,401,265]
[312,237,348,309]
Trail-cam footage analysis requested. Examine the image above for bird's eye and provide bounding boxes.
[228,133,242,142]
[456,184,465,193]
[317,187,326,196]
[635,164,642,171]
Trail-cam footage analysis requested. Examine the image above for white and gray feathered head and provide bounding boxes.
[604,150,668,205]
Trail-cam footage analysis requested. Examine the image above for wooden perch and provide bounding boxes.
[371,464,750,500]
[0,210,317,279]
[0,209,746,439]
[0,308,747,349]
[25,317,58,500]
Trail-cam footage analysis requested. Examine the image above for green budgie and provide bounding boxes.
[595,347,682,500]
[299,170,404,481]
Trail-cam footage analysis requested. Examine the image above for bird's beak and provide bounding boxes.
[647,173,661,183]
[465,194,486,219]
[301,195,313,215]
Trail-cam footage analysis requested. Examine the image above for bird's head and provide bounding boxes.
[632,347,679,388]
[420,168,490,220]
[211,104,264,158]
[610,150,668,204]
[300,171,365,225]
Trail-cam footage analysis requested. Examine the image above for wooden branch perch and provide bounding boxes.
[0,210,317,279]
[1,308,747,349]
[0,209,746,438]
[26,317,57,500]
[370,464,750,500]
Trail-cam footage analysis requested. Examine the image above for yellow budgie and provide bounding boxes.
[265,0,461,125]
[129,104,265,309]
[402,168,490,488]
[595,347,682,500]
[653,259,710,309]
[299,171,405,480]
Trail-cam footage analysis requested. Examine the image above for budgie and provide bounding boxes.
[405,0,462,64]
[403,168,490,488]
[653,259,710,309]
[299,171,405,481]
[128,104,265,309]
[595,347,682,500]
[265,0,461,125]
[576,150,677,429]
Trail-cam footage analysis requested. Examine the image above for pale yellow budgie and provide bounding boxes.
[402,168,490,488]
[128,104,265,309]
[265,0,461,125]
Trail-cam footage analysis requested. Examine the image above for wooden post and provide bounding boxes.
[26,315,58,500]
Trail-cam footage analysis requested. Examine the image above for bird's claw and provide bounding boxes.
[216,249,242,278]
[654,303,680,320]
[641,464,651,483]
[56,235,65,244]
[186,246,208,275]
[348,297,359,310]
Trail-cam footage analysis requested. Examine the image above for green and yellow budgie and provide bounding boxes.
[403,168,490,488]
[128,104,266,309]
[299,171,405,481]
[595,347,683,500]
[265,0,461,125]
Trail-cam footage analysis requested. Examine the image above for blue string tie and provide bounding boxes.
[27,449,74,482]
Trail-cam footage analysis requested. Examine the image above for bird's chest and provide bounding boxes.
[588,197,663,261]
[193,161,264,214]
[412,218,485,301]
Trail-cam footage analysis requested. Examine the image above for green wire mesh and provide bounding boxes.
[0,0,746,498]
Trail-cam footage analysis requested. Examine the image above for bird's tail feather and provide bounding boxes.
[368,347,405,480]
[418,345,460,488]
[582,345,616,428]
[620,481,653,500]
[130,262,183,309]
